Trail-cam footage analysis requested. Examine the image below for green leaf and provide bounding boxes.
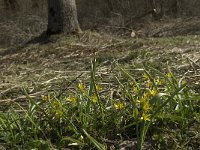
[83,129,106,150]
[61,136,84,146]
[133,108,139,118]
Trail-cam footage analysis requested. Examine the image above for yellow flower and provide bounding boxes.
[156,78,162,85]
[143,92,151,100]
[114,101,124,110]
[150,89,157,96]
[41,94,50,101]
[143,73,149,80]
[95,84,102,92]
[166,72,173,78]
[67,96,77,103]
[54,110,63,119]
[78,83,85,91]
[91,95,98,103]
[143,102,151,112]
[138,94,151,112]
[181,80,187,85]
[141,113,151,121]
[138,97,146,106]
[52,100,60,108]
[133,86,139,94]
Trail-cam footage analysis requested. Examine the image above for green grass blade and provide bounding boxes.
[83,129,106,150]
[60,136,84,146]
[116,64,139,89]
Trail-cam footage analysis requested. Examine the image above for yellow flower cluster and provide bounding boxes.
[141,113,151,121]
[156,78,162,85]
[78,83,102,93]
[138,96,151,112]
[52,100,60,108]
[143,72,163,88]
[51,100,63,119]
[133,86,139,94]
[166,72,173,78]
[91,95,98,103]
[67,96,77,103]
[143,73,149,80]
[78,82,85,91]
[137,91,153,121]
[114,101,124,110]
[54,110,63,119]
[95,84,102,92]
[149,89,157,96]
[41,94,50,101]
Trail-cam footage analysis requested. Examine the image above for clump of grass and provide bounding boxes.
[0,59,199,149]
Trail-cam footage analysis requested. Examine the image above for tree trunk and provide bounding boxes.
[4,0,19,10]
[144,0,164,20]
[47,0,80,35]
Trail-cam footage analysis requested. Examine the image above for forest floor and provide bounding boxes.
[0,16,200,149]
[0,32,200,98]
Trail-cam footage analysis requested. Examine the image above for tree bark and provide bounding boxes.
[47,0,80,35]
[144,0,164,20]
[4,0,19,10]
